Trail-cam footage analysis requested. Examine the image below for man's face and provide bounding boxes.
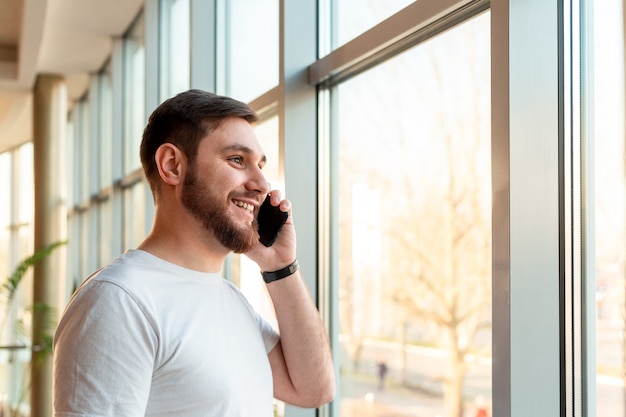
[180,118,269,253]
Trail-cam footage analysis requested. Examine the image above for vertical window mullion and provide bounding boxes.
[492,0,564,415]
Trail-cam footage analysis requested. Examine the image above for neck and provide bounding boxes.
[137,207,229,273]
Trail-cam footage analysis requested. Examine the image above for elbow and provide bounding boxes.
[318,378,336,406]
[296,370,336,408]
[314,375,336,407]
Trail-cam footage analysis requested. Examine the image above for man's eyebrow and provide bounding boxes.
[221,144,267,164]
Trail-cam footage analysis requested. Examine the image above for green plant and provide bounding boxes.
[1,240,67,416]
[2,241,67,311]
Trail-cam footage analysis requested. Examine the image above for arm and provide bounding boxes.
[266,268,335,407]
[246,192,335,408]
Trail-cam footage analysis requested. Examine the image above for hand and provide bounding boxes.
[246,190,297,271]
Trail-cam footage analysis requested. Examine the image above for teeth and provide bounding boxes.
[234,200,253,212]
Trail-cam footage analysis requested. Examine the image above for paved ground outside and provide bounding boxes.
[339,374,488,417]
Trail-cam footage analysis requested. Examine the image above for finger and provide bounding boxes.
[270,189,283,205]
[280,198,292,214]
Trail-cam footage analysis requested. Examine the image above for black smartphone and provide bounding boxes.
[257,194,288,247]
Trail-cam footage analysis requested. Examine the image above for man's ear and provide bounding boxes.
[155,143,185,185]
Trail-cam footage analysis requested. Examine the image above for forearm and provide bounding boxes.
[266,270,335,406]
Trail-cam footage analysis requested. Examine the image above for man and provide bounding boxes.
[53,89,335,416]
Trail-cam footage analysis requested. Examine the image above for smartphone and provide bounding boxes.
[257,194,288,247]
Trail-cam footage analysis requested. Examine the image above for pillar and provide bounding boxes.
[32,74,67,417]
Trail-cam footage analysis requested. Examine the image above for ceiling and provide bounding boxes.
[0,0,143,153]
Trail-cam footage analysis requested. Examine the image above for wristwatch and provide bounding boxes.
[261,259,299,283]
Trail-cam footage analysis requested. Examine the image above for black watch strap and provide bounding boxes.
[261,259,299,284]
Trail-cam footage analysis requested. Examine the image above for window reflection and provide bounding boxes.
[335,13,491,417]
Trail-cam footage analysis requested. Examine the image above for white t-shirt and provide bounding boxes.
[53,250,280,417]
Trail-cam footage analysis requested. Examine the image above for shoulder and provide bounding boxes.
[58,250,168,336]
[72,250,179,300]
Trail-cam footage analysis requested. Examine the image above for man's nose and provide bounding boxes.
[247,168,271,195]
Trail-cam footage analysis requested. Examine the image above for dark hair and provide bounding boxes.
[140,89,258,200]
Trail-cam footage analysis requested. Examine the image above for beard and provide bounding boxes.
[180,165,259,253]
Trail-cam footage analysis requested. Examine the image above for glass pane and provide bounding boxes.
[17,143,33,224]
[334,0,414,49]
[224,0,278,102]
[68,215,81,291]
[88,206,99,273]
[0,151,7,407]
[124,14,146,173]
[100,66,113,189]
[66,118,76,207]
[15,224,34,333]
[1,223,34,410]
[0,152,10,229]
[79,211,90,284]
[335,13,491,417]
[99,198,113,266]
[74,102,90,204]
[124,182,147,249]
[255,115,280,187]
[594,0,625,415]
[0,152,10,342]
[160,0,190,98]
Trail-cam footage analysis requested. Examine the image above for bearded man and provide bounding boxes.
[53,89,335,417]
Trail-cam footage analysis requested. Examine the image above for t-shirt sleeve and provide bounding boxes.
[53,280,158,417]
[257,312,280,353]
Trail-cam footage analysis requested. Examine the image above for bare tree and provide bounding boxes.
[389,127,491,417]
[335,14,490,417]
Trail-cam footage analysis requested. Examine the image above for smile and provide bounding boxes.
[233,200,254,214]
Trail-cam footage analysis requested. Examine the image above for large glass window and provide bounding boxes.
[123,182,147,250]
[99,63,113,190]
[67,99,91,293]
[0,152,9,283]
[222,0,278,102]
[334,13,491,417]
[0,143,35,411]
[17,145,33,225]
[594,0,625,415]
[97,67,114,267]
[13,0,604,415]
[73,101,90,206]
[124,14,146,174]
[160,0,190,99]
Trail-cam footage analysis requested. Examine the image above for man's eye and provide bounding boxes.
[230,156,243,165]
